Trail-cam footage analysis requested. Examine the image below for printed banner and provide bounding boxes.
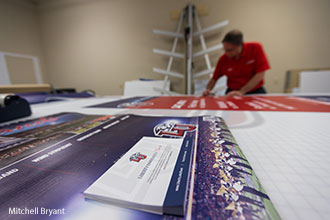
[0,113,281,220]
[88,96,330,112]
[84,136,192,216]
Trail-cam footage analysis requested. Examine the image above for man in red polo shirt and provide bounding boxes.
[203,30,270,96]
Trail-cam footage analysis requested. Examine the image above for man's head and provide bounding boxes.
[222,30,243,59]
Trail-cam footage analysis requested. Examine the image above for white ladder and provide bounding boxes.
[152,3,228,95]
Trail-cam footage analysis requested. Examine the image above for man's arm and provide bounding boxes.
[202,78,217,96]
[227,72,265,96]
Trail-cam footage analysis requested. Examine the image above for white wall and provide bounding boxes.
[2,0,330,95]
[0,0,47,84]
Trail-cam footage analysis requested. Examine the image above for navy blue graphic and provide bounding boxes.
[0,113,279,220]
[88,96,156,108]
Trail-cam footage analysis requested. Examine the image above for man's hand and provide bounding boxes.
[226,90,244,96]
[202,89,212,96]
[203,79,217,96]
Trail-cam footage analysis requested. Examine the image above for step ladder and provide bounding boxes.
[152,3,228,95]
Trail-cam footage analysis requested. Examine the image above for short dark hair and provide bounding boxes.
[222,30,243,45]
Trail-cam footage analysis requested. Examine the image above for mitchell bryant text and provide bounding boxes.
[9,207,65,216]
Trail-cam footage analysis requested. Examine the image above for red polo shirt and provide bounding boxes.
[212,42,270,91]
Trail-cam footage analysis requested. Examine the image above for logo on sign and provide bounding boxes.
[154,121,196,137]
[129,152,147,162]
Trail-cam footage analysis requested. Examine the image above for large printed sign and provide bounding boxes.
[0,113,280,220]
[88,96,330,112]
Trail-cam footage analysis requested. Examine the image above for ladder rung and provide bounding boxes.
[153,49,184,59]
[152,29,184,38]
[193,44,223,58]
[193,20,229,37]
[153,68,184,79]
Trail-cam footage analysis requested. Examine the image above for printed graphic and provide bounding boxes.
[0,113,280,220]
[154,121,196,138]
[193,116,279,220]
[84,137,188,216]
[129,152,147,162]
[88,96,330,112]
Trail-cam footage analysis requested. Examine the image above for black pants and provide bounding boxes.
[225,86,267,95]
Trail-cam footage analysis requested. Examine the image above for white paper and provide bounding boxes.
[84,136,183,213]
